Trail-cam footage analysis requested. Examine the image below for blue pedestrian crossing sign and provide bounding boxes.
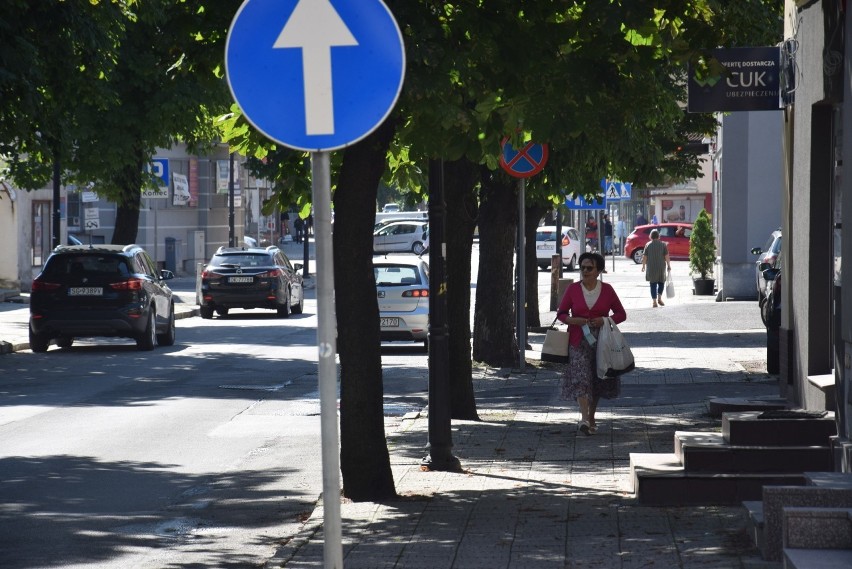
[225,0,405,152]
[601,179,632,200]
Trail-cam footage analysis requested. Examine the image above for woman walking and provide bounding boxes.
[556,252,627,435]
[641,229,671,307]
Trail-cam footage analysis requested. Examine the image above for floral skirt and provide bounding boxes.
[560,327,620,401]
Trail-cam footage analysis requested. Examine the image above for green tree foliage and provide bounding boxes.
[0,0,123,190]
[1,0,242,244]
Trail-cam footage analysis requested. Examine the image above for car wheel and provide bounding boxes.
[136,310,157,351]
[29,326,50,353]
[157,304,176,346]
[56,336,74,349]
[538,263,548,271]
[566,254,576,272]
[216,307,229,316]
[291,291,304,315]
[412,241,426,255]
[200,306,214,319]
[277,288,291,318]
[631,248,644,264]
[759,297,770,326]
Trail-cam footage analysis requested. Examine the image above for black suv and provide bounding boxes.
[29,244,176,352]
[199,246,304,318]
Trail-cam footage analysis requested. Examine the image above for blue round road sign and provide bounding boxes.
[226,0,405,152]
[499,138,549,178]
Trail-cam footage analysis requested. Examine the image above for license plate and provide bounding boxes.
[229,276,253,283]
[380,317,399,327]
[68,287,103,296]
[536,244,552,250]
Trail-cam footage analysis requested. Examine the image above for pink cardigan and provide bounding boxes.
[556,281,627,347]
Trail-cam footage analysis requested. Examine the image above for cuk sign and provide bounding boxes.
[688,47,781,112]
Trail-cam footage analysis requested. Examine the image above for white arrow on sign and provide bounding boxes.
[274,0,358,136]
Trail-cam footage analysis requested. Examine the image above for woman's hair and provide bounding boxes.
[578,251,605,271]
[650,229,660,239]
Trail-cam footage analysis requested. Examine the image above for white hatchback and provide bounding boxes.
[374,255,430,349]
[535,225,583,271]
[373,221,429,255]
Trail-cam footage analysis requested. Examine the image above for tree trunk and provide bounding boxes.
[524,205,548,328]
[444,158,479,420]
[472,170,518,367]
[111,153,144,245]
[334,118,397,502]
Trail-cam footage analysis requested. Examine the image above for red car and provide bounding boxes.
[624,223,693,264]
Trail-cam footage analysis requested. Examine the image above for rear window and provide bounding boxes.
[374,265,422,286]
[536,230,558,242]
[211,254,273,267]
[43,254,131,279]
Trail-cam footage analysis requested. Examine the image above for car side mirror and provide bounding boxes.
[750,247,762,255]
[758,261,773,272]
[294,263,303,271]
[160,270,175,280]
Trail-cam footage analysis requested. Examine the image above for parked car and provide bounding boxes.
[760,262,781,327]
[382,203,400,212]
[535,225,583,271]
[624,223,693,264]
[29,244,176,352]
[199,245,304,319]
[751,229,782,301]
[373,220,429,255]
[374,255,430,348]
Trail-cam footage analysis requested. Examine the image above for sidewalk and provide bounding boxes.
[266,263,780,568]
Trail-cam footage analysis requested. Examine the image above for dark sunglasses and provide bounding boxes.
[580,265,596,272]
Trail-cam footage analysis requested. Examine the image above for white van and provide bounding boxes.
[535,225,583,271]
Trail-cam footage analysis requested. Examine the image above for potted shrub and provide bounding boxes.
[689,208,716,295]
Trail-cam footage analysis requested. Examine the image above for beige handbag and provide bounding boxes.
[541,316,569,363]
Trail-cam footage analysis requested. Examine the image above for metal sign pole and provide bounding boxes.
[517,178,526,370]
[310,151,342,569]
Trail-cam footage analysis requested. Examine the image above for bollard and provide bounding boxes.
[555,278,574,310]
[549,256,561,310]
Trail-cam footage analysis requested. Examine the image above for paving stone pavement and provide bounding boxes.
[268,361,781,569]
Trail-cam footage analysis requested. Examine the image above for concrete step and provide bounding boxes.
[708,396,787,418]
[784,548,852,569]
[743,500,765,555]
[629,452,805,506]
[783,507,852,551]
[807,472,852,489]
[760,485,852,561]
[674,431,833,473]
[723,410,837,447]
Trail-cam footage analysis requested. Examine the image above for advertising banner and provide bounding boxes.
[173,173,190,206]
[688,46,781,112]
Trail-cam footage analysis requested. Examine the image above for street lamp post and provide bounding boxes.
[421,158,461,472]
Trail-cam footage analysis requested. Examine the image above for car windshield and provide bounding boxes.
[43,254,131,279]
[374,265,422,286]
[211,254,271,267]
